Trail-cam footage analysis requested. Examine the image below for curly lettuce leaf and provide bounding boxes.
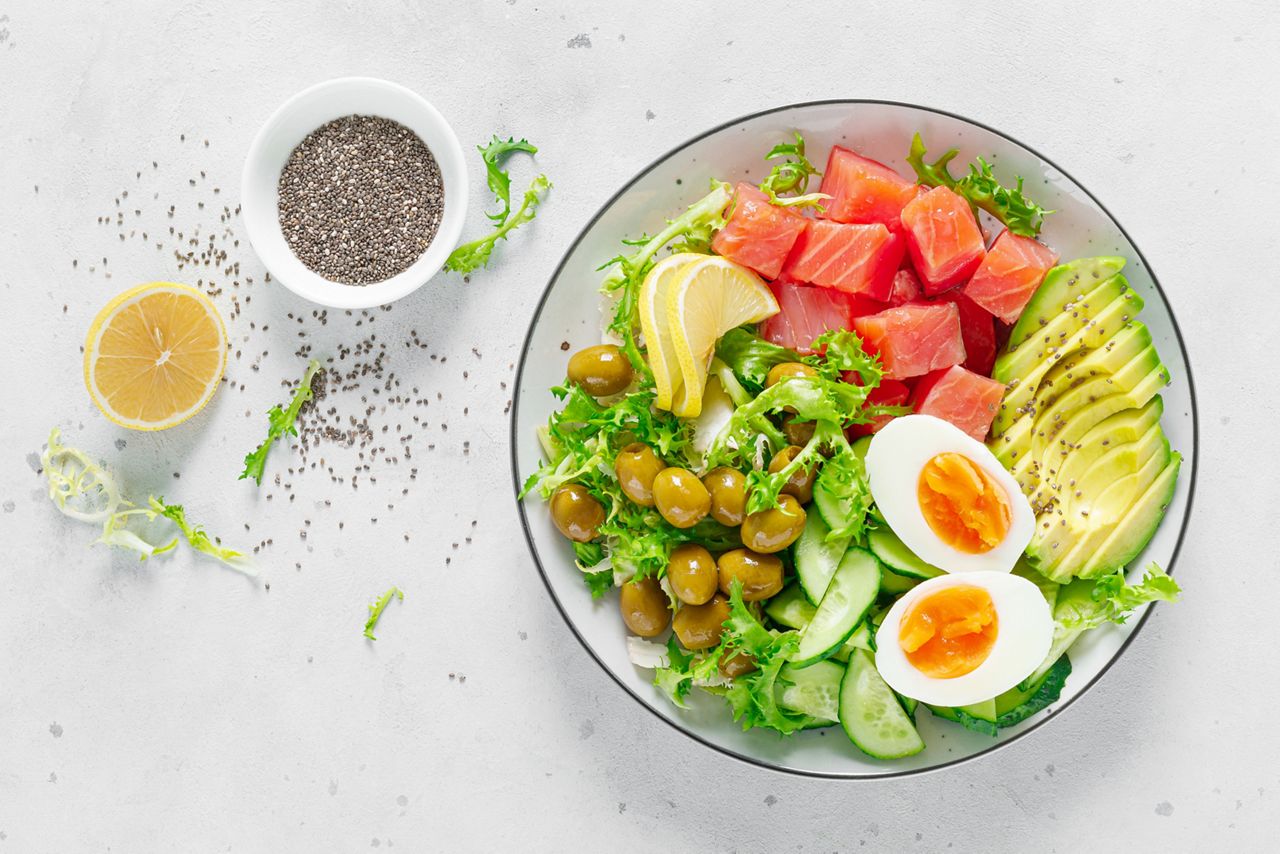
[147,497,246,568]
[714,328,805,394]
[478,136,538,226]
[446,174,552,274]
[759,132,824,206]
[241,359,321,486]
[811,446,875,542]
[720,580,808,734]
[906,133,1052,237]
[364,586,404,641]
[600,181,732,376]
[97,508,178,559]
[1058,563,1181,632]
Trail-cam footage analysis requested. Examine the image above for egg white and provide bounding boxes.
[866,414,1034,574]
[874,571,1054,707]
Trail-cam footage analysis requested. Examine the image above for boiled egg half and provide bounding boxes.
[874,571,1053,706]
[866,414,1033,574]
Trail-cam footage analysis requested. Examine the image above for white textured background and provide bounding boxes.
[0,1,1274,851]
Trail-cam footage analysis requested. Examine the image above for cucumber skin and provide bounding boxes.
[866,528,944,580]
[791,549,882,669]
[995,655,1072,729]
[926,704,999,738]
[793,511,851,606]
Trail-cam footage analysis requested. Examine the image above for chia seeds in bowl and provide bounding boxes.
[277,115,444,285]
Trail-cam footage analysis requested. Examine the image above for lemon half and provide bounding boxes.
[638,253,702,410]
[83,282,228,431]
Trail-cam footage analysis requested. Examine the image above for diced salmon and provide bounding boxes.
[818,146,919,227]
[781,220,904,300]
[912,365,1007,441]
[913,293,997,377]
[760,281,868,354]
[711,182,807,279]
[887,268,923,306]
[853,302,967,380]
[899,186,986,294]
[963,230,1061,324]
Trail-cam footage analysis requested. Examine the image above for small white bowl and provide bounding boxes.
[241,77,468,309]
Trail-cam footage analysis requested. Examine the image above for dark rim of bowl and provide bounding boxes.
[508,99,1199,780]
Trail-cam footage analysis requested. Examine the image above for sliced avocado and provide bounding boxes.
[1005,257,1127,352]
[991,281,1144,438]
[1030,363,1169,465]
[993,326,1157,468]
[1028,433,1172,581]
[1047,396,1164,504]
[1037,420,1165,516]
[1078,453,1182,577]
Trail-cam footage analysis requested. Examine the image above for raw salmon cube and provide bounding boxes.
[963,230,1061,324]
[711,183,807,279]
[781,220,904,300]
[853,302,966,380]
[899,186,986,294]
[761,282,870,354]
[818,146,919,227]
[913,365,1007,441]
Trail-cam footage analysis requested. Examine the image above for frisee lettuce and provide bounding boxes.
[600,181,732,376]
[41,430,249,571]
[758,132,827,209]
[446,173,552,274]
[364,586,404,640]
[1059,563,1181,632]
[720,579,810,734]
[477,136,538,226]
[906,132,1052,238]
[240,359,321,486]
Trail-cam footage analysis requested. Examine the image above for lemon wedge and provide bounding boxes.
[667,257,778,417]
[83,282,227,430]
[638,253,702,410]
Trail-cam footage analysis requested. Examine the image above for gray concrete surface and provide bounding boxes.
[0,1,1274,851]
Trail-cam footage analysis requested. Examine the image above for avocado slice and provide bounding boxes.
[1005,256,1127,352]
[991,280,1144,437]
[993,325,1157,468]
[1034,397,1165,512]
[1027,432,1172,581]
[1078,453,1182,577]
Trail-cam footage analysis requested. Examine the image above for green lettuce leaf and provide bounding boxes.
[478,136,538,226]
[714,328,805,394]
[1058,563,1181,632]
[758,132,824,206]
[241,359,321,486]
[446,174,552,274]
[906,133,1052,237]
[364,586,404,640]
[41,428,125,523]
[720,580,808,735]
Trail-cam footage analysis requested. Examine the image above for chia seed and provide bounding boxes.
[277,115,444,285]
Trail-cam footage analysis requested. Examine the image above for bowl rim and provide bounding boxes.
[239,75,468,309]
[509,98,1200,780]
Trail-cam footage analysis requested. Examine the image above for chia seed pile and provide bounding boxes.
[277,115,444,285]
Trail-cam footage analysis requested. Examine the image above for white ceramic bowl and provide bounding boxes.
[512,101,1198,778]
[240,77,467,309]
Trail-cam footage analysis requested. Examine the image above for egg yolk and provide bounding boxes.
[917,453,1012,554]
[898,585,998,679]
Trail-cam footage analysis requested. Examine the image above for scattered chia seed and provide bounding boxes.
[277,115,444,285]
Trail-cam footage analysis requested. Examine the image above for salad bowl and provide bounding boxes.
[511,100,1197,778]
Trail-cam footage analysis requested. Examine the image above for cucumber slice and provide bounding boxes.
[839,649,925,759]
[764,583,816,630]
[830,621,874,663]
[879,567,920,596]
[779,660,845,722]
[851,435,872,461]
[896,693,918,721]
[995,654,1072,728]
[867,528,944,580]
[792,548,881,667]
[811,472,850,538]
[793,510,852,604]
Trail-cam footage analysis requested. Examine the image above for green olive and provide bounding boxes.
[619,576,671,637]
[718,649,758,679]
[717,548,785,601]
[666,543,718,605]
[741,494,806,554]
[765,361,818,388]
[652,467,711,529]
[702,467,747,527]
[768,445,818,505]
[549,484,605,543]
[614,443,664,507]
[782,414,816,447]
[567,344,633,397]
[672,593,731,650]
